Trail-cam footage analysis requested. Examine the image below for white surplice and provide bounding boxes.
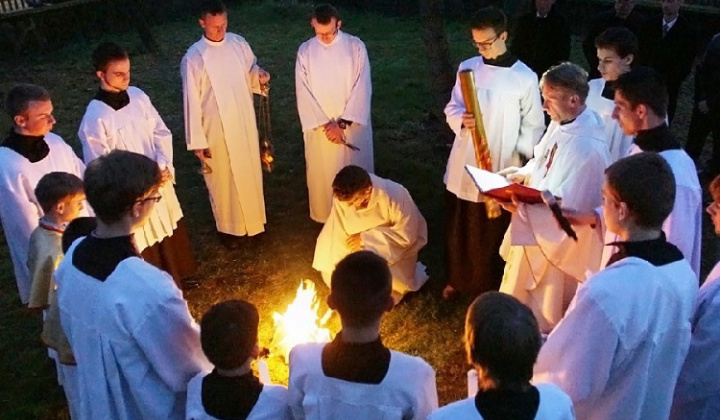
[288,342,438,420]
[670,262,720,420]
[586,78,635,162]
[444,57,545,203]
[55,242,211,420]
[312,174,428,296]
[296,30,374,222]
[78,86,183,251]
[499,108,611,332]
[0,133,85,304]
[533,257,698,420]
[186,372,292,420]
[427,383,575,420]
[182,33,266,236]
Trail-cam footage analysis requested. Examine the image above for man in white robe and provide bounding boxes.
[312,165,427,302]
[533,153,698,420]
[182,0,269,238]
[498,63,610,333]
[55,151,210,420]
[0,84,86,304]
[296,4,373,223]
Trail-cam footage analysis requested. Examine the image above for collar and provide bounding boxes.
[607,232,684,267]
[1,129,50,163]
[559,116,577,126]
[317,30,343,47]
[202,370,264,420]
[601,80,615,100]
[321,331,391,384]
[483,50,518,68]
[633,123,681,152]
[663,16,678,28]
[71,234,140,281]
[95,88,130,111]
[475,386,540,420]
[536,11,548,18]
[39,217,66,234]
[202,34,226,46]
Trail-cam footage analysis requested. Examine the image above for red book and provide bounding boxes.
[464,165,543,204]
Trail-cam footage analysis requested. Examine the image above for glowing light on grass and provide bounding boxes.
[271,280,332,362]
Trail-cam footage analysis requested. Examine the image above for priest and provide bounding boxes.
[0,84,86,304]
[182,0,270,243]
[296,4,373,223]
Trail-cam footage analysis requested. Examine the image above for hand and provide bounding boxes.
[497,166,526,184]
[323,121,345,144]
[160,168,172,184]
[346,233,362,252]
[194,148,212,161]
[258,68,271,84]
[461,112,476,130]
[698,100,710,114]
[496,194,520,213]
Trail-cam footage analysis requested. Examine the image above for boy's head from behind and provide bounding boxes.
[201,299,260,370]
[35,172,85,224]
[328,251,393,329]
[465,292,541,391]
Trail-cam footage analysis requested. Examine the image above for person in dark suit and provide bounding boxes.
[511,0,571,80]
[643,0,698,124]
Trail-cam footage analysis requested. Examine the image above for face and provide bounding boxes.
[541,84,575,122]
[662,0,682,18]
[535,0,555,15]
[597,48,632,82]
[98,58,130,92]
[471,27,507,60]
[612,90,644,135]
[615,0,635,17]
[311,17,341,45]
[602,181,624,235]
[199,12,227,42]
[14,100,55,136]
[707,200,720,235]
[343,187,372,210]
[58,193,86,224]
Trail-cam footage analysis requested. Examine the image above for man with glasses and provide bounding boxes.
[443,6,544,300]
[295,3,374,223]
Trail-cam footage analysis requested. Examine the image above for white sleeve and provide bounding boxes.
[663,185,702,278]
[77,110,112,164]
[515,74,544,158]
[412,364,439,420]
[295,46,331,132]
[340,40,371,126]
[142,93,174,177]
[181,54,210,151]
[444,67,467,137]
[287,348,307,420]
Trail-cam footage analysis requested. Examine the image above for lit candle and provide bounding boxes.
[467,369,478,398]
[258,359,271,385]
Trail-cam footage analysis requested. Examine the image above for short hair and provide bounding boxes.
[614,67,668,118]
[312,4,340,24]
[91,42,129,72]
[710,175,720,203]
[5,84,51,119]
[198,0,226,19]
[605,152,675,229]
[201,300,259,370]
[465,292,541,389]
[470,6,507,35]
[83,150,161,224]
[35,172,84,214]
[332,165,372,201]
[62,217,97,253]
[330,251,391,328]
[595,27,639,59]
[540,62,589,101]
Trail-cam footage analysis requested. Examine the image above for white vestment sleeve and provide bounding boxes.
[360,196,423,265]
[78,114,112,164]
[0,172,40,261]
[663,186,702,277]
[287,348,307,420]
[295,48,331,132]
[413,368,439,420]
[240,41,263,96]
[515,75,544,158]
[444,69,467,137]
[181,55,210,151]
[340,41,371,126]
[143,92,175,176]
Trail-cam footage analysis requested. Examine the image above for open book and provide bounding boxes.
[464,165,543,204]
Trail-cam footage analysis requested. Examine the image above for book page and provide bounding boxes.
[464,165,510,192]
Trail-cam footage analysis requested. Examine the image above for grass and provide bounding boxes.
[0,2,717,419]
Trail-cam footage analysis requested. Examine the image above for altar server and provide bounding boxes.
[312,165,427,303]
[289,251,438,420]
[182,0,270,240]
[0,84,86,304]
[79,41,196,286]
[534,153,698,420]
[498,63,610,332]
[296,4,373,223]
[55,150,210,420]
[443,6,545,299]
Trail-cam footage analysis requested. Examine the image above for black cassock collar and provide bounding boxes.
[1,129,50,163]
[483,50,518,68]
[475,386,540,420]
[321,331,391,384]
[607,232,684,267]
[72,234,139,281]
[95,88,130,111]
[202,370,263,420]
[634,123,681,153]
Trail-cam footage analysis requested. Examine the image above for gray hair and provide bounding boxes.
[540,62,589,102]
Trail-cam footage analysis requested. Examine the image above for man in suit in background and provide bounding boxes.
[512,0,571,80]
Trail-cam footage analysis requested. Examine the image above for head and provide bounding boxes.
[603,153,675,237]
[595,27,638,82]
[332,165,372,210]
[615,0,635,18]
[6,84,55,136]
[62,217,97,253]
[198,0,228,42]
[83,150,161,229]
[92,42,130,93]
[612,67,668,135]
[465,292,541,391]
[470,7,508,60]
[311,4,341,45]
[535,0,555,16]
[328,251,393,329]
[707,175,720,235]
[201,299,260,370]
[662,0,683,20]
[540,62,589,122]
[35,172,85,224]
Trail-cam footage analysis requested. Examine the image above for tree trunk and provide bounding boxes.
[419,0,455,117]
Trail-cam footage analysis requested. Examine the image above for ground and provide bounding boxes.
[0,3,716,419]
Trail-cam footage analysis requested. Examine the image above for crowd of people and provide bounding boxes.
[1,0,720,419]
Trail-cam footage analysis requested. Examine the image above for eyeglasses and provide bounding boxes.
[472,35,500,51]
[137,195,162,204]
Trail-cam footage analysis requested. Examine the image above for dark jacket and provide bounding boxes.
[643,14,698,89]
[694,33,720,110]
[511,7,571,79]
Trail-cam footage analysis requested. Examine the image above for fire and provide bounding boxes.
[271,280,332,361]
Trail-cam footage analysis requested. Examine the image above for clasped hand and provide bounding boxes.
[323,121,345,144]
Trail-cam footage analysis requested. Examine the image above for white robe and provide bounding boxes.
[296,30,374,223]
[670,263,720,420]
[55,242,211,420]
[0,133,85,304]
[182,33,266,236]
[586,78,634,162]
[533,256,698,420]
[426,383,575,420]
[78,86,183,251]
[444,57,545,203]
[288,342,438,420]
[186,372,292,420]
[499,108,611,332]
[312,174,428,295]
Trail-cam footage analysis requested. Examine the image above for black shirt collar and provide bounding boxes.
[601,81,616,100]
[202,370,264,420]
[634,123,681,152]
[1,129,50,163]
[607,232,684,267]
[483,51,518,68]
[95,88,130,111]
[72,234,140,281]
[475,386,540,420]
[321,331,391,384]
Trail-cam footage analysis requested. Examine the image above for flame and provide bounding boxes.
[271,280,332,361]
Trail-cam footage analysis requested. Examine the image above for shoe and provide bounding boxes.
[442,285,459,301]
[218,233,243,250]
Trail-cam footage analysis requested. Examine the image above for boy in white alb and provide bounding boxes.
[289,251,438,420]
[186,299,291,420]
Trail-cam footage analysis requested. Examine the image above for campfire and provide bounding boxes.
[271,280,332,362]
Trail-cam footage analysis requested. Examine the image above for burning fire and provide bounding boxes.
[271,280,332,361]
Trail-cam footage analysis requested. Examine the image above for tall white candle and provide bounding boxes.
[467,369,478,398]
[258,359,271,385]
